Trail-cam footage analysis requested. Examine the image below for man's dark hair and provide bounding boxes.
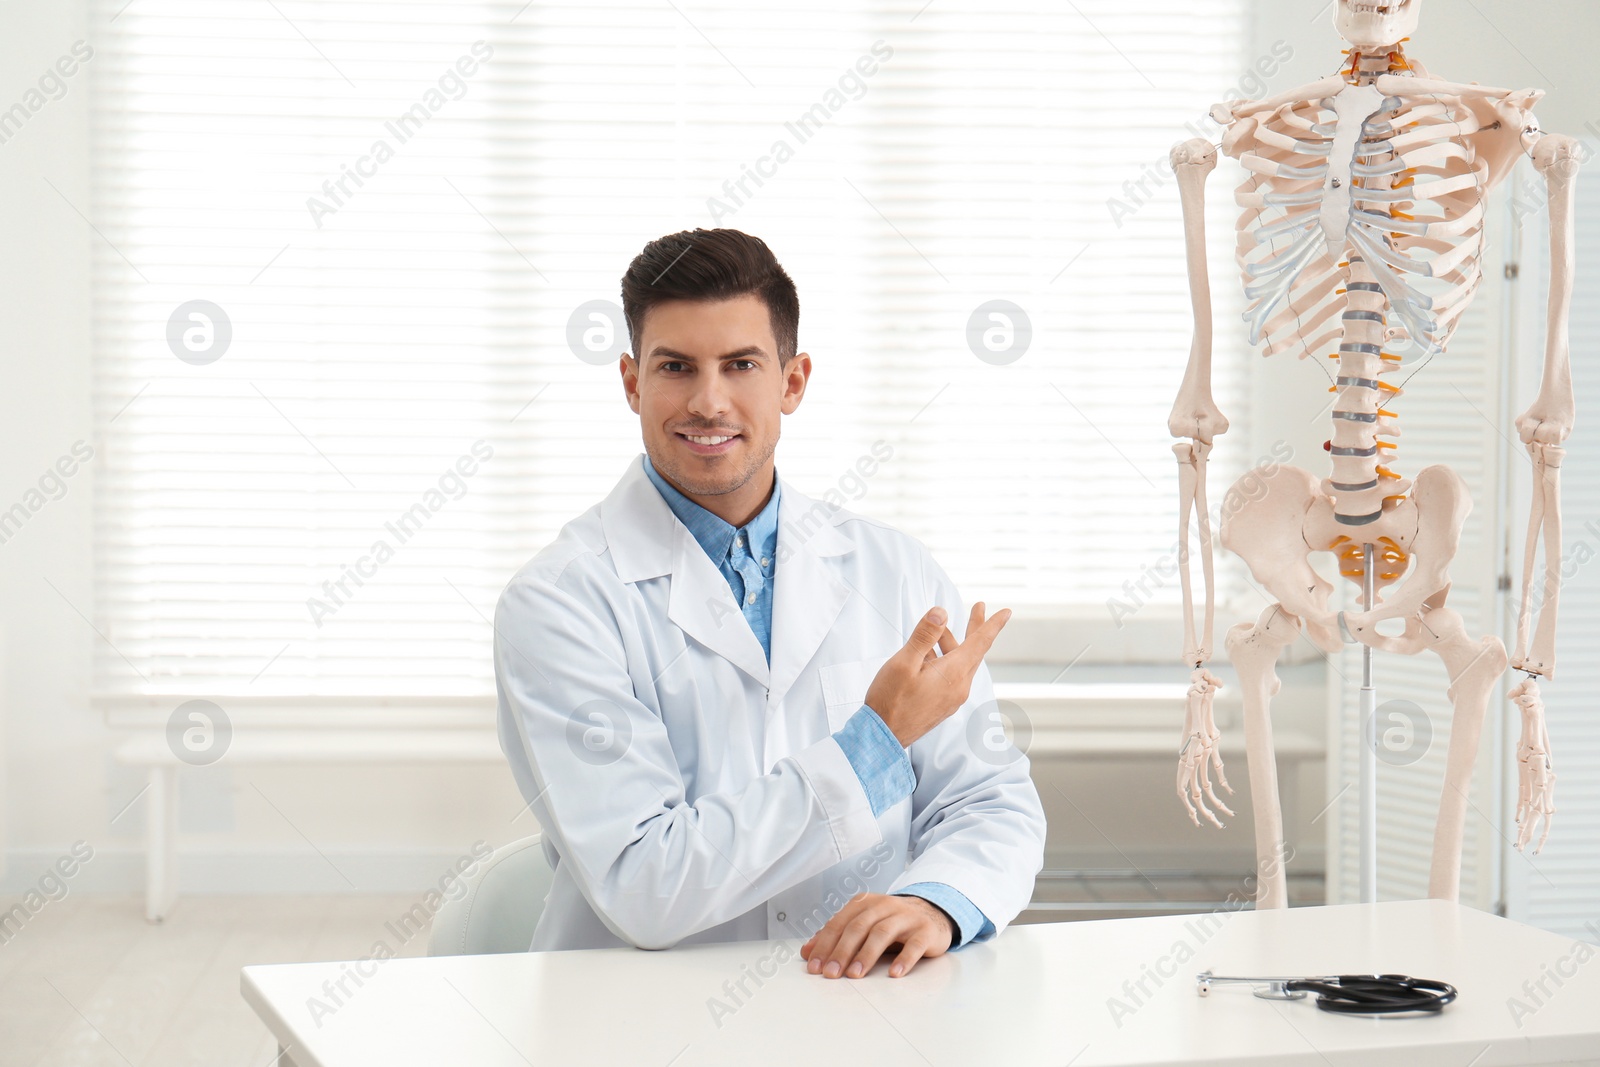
[621,228,800,365]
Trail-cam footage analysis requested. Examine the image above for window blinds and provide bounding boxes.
[91,0,1250,701]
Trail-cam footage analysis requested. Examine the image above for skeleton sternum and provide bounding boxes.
[1325,254,1404,525]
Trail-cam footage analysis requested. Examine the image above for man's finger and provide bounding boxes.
[806,918,847,972]
[806,894,869,973]
[805,916,846,972]
[926,603,996,687]
[889,937,931,978]
[934,602,987,671]
[903,606,948,662]
[823,902,892,978]
[845,916,913,978]
[954,604,1011,665]
[923,627,955,664]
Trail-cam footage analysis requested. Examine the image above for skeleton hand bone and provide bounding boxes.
[1177,666,1234,828]
[1508,676,1556,854]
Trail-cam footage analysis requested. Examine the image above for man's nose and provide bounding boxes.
[685,368,731,417]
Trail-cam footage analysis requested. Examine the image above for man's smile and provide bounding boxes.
[677,430,741,456]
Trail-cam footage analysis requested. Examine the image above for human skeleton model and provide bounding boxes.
[1167,0,1579,907]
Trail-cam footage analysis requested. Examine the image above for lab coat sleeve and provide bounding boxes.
[494,563,886,951]
[885,548,1048,937]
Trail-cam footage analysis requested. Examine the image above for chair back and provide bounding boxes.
[427,834,553,956]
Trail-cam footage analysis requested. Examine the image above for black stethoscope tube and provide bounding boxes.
[1197,971,1458,1014]
[1284,974,1458,1014]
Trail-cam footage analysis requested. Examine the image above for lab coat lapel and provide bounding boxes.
[602,455,771,688]
[666,519,772,687]
[767,478,854,707]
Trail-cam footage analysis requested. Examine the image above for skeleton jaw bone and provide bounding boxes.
[1335,0,1421,52]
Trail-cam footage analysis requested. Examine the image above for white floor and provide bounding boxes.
[0,894,429,1067]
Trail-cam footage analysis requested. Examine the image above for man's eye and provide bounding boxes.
[732,359,757,371]
[662,362,686,373]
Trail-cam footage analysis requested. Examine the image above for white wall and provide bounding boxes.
[1,0,101,886]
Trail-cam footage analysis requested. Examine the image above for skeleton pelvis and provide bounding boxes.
[1220,463,1423,651]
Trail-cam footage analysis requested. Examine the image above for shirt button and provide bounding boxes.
[760,557,769,566]
[746,592,756,604]
[776,911,786,922]
[734,535,744,547]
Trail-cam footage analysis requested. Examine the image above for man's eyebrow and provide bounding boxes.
[647,345,767,362]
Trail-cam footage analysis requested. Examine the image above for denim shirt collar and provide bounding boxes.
[641,454,781,569]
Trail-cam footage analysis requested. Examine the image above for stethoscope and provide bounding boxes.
[1196,970,1458,1015]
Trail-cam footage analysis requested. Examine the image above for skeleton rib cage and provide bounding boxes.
[1229,76,1491,524]
[1236,92,1488,360]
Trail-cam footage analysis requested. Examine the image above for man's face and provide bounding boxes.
[622,294,809,499]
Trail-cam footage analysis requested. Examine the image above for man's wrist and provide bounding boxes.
[898,892,958,943]
[834,705,916,816]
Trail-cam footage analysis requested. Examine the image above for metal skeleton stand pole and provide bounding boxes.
[1359,541,1377,904]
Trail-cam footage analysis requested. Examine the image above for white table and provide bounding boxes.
[242,899,1600,1066]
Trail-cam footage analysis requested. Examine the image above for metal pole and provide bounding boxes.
[1359,541,1378,904]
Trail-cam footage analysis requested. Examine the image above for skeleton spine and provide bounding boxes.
[1326,54,1414,528]
[1326,256,1402,524]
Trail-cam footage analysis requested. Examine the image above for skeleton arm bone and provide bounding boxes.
[1512,445,1565,677]
[1510,133,1581,679]
[1168,137,1235,824]
[1168,138,1226,662]
[1518,134,1581,449]
[1501,129,1579,859]
[1169,139,1226,446]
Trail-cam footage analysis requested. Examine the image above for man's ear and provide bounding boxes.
[781,352,811,415]
[620,353,641,414]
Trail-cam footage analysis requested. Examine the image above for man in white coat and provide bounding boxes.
[495,227,1046,980]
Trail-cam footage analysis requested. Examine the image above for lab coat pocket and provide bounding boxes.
[819,658,879,732]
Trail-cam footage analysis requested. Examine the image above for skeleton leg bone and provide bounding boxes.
[1226,605,1300,909]
[1413,600,1509,900]
[1347,584,1510,899]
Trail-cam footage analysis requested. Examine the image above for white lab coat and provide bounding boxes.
[494,453,1046,952]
